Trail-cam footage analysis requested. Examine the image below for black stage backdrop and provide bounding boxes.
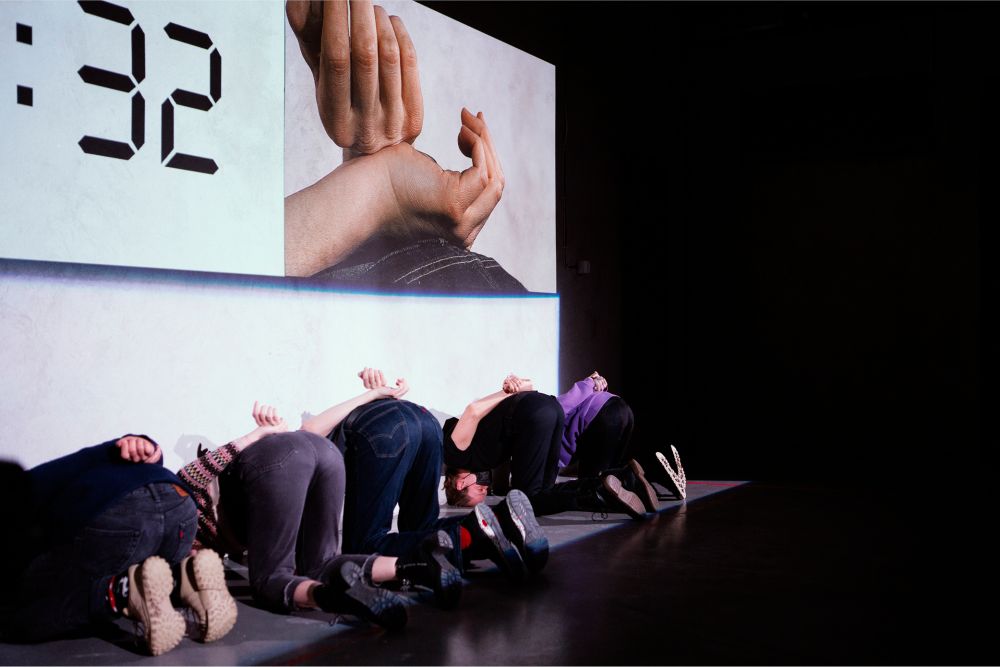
[423,1,989,489]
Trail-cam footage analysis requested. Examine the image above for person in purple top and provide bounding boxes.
[557,371,634,476]
[442,373,668,519]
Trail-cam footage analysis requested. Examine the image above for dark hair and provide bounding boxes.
[443,468,473,507]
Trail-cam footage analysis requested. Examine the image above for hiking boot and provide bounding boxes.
[493,490,549,575]
[125,556,185,656]
[314,561,408,631]
[395,530,462,609]
[178,549,237,642]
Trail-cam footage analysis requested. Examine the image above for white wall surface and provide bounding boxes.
[285,0,557,293]
[0,259,558,472]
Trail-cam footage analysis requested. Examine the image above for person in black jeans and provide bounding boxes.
[0,435,236,656]
[301,368,549,585]
[442,375,659,520]
[179,403,423,628]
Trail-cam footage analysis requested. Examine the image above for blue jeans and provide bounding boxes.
[312,234,528,294]
[3,482,196,642]
[220,431,370,612]
[335,399,463,567]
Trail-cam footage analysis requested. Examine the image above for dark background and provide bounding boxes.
[424,1,989,490]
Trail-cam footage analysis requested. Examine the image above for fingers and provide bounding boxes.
[374,6,402,138]
[253,402,282,426]
[453,108,504,246]
[287,1,323,78]
[349,0,379,120]
[360,367,388,389]
[393,377,410,398]
[391,14,422,142]
[319,0,352,146]
[117,436,157,463]
[477,111,505,188]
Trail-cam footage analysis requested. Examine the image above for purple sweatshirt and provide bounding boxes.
[556,379,616,467]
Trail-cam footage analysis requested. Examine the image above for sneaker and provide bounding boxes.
[314,561,408,631]
[656,446,687,500]
[178,549,237,642]
[627,459,660,514]
[395,531,462,609]
[493,490,549,575]
[125,556,185,656]
[601,474,647,520]
[466,502,526,582]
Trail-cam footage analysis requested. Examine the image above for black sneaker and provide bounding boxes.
[314,562,408,631]
[463,502,526,582]
[493,490,549,575]
[601,474,647,520]
[395,531,462,609]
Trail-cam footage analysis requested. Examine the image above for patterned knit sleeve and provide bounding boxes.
[177,442,240,551]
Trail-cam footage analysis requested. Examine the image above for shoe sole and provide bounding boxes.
[340,562,408,631]
[602,475,646,520]
[656,449,687,500]
[131,556,185,656]
[475,503,527,582]
[504,490,549,575]
[183,550,238,643]
[428,531,463,610]
[627,460,660,514]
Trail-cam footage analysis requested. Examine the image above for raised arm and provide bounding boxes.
[449,374,530,450]
[300,367,409,437]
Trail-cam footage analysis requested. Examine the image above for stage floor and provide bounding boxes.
[0,479,982,665]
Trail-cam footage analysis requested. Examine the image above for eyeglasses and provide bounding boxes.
[460,470,492,486]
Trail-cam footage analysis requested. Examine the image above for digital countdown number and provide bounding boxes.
[71,1,221,174]
[2,1,284,276]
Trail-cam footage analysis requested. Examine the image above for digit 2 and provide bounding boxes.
[161,22,220,175]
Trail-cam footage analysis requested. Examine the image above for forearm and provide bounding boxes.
[451,390,509,450]
[301,389,384,437]
[177,442,240,550]
[284,154,399,277]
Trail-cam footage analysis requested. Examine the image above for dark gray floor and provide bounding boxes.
[0,481,733,666]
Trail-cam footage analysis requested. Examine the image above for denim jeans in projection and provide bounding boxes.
[312,234,528,294]
[335,399,464,568]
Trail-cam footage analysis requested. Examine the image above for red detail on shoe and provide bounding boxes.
[106,577,118,614]
[482,519,488,528]
[459,526,473,550]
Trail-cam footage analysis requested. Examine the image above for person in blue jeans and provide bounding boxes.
[301,368,549,587]
[0,435,236,656]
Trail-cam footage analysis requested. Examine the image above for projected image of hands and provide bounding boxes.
[284,0,554,294]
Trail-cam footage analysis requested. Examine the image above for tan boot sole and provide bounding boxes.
[129,556,185,656]
[180,550,237,643]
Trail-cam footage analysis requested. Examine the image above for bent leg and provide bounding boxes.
[506,393,565,497]
[235,431,344,611]
[3,483,195,642]
[575,397,635,478]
